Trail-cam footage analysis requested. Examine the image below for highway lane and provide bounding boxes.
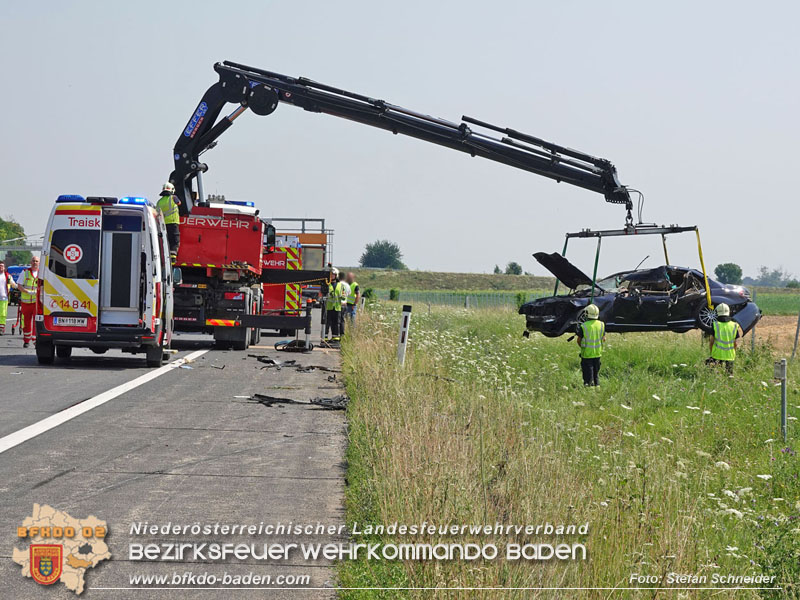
[0,308,346,599]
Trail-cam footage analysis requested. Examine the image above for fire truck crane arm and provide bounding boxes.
[171,61,633,215]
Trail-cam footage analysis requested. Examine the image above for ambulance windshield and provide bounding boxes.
[49,230,100,279]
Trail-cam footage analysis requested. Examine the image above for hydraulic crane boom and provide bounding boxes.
[172,61,633,216]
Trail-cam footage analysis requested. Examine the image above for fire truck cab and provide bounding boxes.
[36,195,175,367]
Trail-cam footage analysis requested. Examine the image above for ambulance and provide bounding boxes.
[36,195,175,367]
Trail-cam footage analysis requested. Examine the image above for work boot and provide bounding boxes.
[23,342,29,348]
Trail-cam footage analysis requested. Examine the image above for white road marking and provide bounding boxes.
[0,349,209,455]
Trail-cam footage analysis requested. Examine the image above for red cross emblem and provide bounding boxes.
[64,244,83,264]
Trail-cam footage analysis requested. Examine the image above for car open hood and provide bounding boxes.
[534,252,596,290]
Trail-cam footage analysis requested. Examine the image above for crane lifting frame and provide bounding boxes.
[553,223,713,310]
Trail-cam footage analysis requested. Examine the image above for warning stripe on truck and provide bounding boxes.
[205,319,238,327]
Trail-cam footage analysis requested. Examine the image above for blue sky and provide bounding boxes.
[1,1,797,278]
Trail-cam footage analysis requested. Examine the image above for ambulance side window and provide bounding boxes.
[49,230,100,279]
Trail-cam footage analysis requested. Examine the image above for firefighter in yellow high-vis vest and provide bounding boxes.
[156,182,181,260]
[706,303,742,374]
[325,269,346,341]
[576,303,605,387]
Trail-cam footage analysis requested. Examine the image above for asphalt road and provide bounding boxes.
[0,304,347,599]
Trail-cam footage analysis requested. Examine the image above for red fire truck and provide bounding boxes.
[172,199,329,349]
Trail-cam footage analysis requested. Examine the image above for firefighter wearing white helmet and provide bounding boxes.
[156,182,181,260]
[706,303,742,374]
[576,303,605,386]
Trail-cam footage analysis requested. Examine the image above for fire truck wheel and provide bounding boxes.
[56,345,73,359]
[145,344,164,368]
[36,340,55,365]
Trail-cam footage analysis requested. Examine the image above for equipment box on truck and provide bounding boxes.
[36,195,175,367]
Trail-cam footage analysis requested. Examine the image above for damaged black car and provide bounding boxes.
[520,252,762,337]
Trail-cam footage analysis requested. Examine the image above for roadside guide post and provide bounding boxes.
[397,305,412,366]
[791,304,800,360]
[751,290,757,352]
[774,358,788,441]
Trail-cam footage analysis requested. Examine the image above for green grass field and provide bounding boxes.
[339,304,799,598]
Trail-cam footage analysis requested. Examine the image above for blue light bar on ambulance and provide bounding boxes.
[56,194,86,203]
[224,200,255,207]
[119,196,149,205]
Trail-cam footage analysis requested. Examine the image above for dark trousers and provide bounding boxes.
[581,357,601,386]
[166,224,180,257]
[705,357,734,374]
[326,308,341,337]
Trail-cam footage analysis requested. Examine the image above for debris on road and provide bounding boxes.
[295,365,340,373]
[311,396,348,410]
[245,393,348,410]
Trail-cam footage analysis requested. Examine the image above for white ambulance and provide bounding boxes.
[36,195,175,367]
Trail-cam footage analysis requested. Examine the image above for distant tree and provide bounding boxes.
[493,265,502,274]
[744,266,793,287]
[714,263,743,285]
[505,261,523,275]
[0,216,32,265]
[786,280,800,289]
[359,240,406,270]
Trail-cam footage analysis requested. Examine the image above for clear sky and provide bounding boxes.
[1,1,797,279]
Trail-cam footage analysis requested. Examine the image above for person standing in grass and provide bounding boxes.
[576,303,605,387]
[706,303,742,374]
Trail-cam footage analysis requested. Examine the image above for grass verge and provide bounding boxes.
[339,303,799,599]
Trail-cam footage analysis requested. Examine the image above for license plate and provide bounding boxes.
[53,317,88,327]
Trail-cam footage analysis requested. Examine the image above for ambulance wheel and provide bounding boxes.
[36,341,55,365]
[145,344,164,368]
[250,327,261,346]
[56,345,73,360]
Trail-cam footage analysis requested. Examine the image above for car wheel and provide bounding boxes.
[56,345,73,359]
[36,341,55,365]
[695,303,718,333]
[145,344,164,368]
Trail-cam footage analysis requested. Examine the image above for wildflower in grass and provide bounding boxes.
[624,431,635,437]
[686,405,701,410]
[661,437,674,444]
[764,439,775,443]
[703,410,712,415]
[652,394,661,401]
[737,488,753,496]
[696,450,712,458]
[761,381,769,388]
[676,471,688,479]
[647,422,655,426]
[680,363,687,367]
[715,461,731,470]
[621,404,632,410]
[724,508,744,519]
[572,401,585,407]
[756,474,772,481]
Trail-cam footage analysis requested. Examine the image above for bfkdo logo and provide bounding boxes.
[13,504,111,595]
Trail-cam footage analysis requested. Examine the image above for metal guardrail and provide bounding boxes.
[370,289,551,309]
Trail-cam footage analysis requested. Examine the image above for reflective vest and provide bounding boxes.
[579,319,605,359]
[157,194,180,225]
[19,268,37,304]
[711,320,739,361]
[347,281,359,305]
[326,282,345,311]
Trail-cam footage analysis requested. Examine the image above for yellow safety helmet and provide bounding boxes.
[162,182,175,193]
[715,303,730,317]
[585,304,600,319]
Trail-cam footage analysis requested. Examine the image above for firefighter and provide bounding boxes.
[0,261,17,335]
[156,182,181,260]
[576,303,605,387]
[325,269,345,341]
[345,272,360,325]
[18,255,39,348]
[706,303,742,374]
